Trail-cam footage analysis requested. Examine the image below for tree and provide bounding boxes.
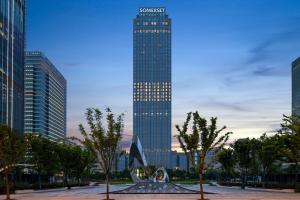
[0,124,24,200]
[79,108,124,200]
[56,143,79,189]
[278,115,300,186]
[176,113,198,171]
[72,147,95,185]
[25,134,60,189]
[217,148,235,182]
[176,112,231,200]
[231,138,252,189]
[248,138,261,183]
[257,134,280,188]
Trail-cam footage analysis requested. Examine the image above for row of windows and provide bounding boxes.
[134,112,169,116]
[134,93,171,100]
[138,13,165,17]
[134,29,170,33]
[134,98,171,102]
[134,88,170,92]
[136,21,169,26]
[134,82,170,87]
[134,87,170,90]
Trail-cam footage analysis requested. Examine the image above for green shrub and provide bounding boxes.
[0,183,15,195]
[295,184,300,193]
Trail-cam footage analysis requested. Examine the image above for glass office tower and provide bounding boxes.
[24,51,66,141]
[0,0,26,134]
[133,7,171,167]
[292,57,300,115]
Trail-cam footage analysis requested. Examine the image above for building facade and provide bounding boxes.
[171,151,188,171]
[292,57,300,116]
[133,7,171,167]
[0,0,26,134]
[116,153,129,172]
[24,51,66,141]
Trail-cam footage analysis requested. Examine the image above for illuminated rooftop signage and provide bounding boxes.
[139,7,165,13]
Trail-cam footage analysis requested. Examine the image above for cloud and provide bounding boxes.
[252,65,289,77]
[252,66,274,76]
[204,101,249,112]
[223,76,244,87]
[224,19,300,82]
[247,29,300,65]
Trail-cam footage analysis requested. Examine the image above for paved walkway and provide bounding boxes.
[1,184,299,200]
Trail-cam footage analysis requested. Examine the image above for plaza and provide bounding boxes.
[1,1,300,200]
[2,184,299,200]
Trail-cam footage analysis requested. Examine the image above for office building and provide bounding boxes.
[116,153,129,172]
[24,51,66,141]
[0,0,26,134]
[133,7,171,167]
[171,151,188,171]
[292,57,300,115]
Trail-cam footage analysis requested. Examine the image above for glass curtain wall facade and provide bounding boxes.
[133,7,171,167]
[0,0,26,134]
[292,57,300,115]
[24,51,66,141]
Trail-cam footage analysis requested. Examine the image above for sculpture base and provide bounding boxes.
[112,182,199,194]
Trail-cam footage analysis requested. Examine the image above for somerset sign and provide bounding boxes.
[139,7,165,13]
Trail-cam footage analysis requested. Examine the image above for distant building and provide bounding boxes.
[0,0,26,134]
[133,7,172,167]
[117,153,129,172]
[171,151,188,171]
[205,150,215,163]
[24,51,67,141]
[170,150,216,172]
[292,57,300,115]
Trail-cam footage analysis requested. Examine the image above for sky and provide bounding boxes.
[27,0,300,150]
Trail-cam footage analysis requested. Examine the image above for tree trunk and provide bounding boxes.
[262,168,266,188]
[65,174,70,189]
[38,173,42,189]
[49,176,52,184]
[199,170,204,200]
[226,170,230,183]
[296,163,299,185]
[279,174,282,189]
[241,171,245,189]
[106,173,110,200]
[5,173,10,200]
[199,156,205,200]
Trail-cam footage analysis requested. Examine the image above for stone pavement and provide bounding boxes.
[1,184,299,200]
[113,182,199,193]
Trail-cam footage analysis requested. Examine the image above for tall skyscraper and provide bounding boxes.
[292,57,300,115]
[0,0,26,134]
[133,7,171,167]
[24,51,67,141]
